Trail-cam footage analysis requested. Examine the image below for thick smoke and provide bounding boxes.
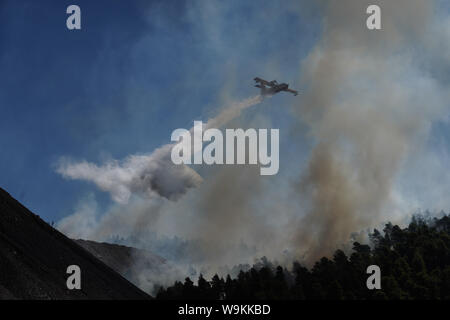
[56,0,450,292]
[56,95,265,291]
[291,0,448,263]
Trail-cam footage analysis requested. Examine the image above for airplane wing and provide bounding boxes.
[254,77,271,86]
[284,88,299,96]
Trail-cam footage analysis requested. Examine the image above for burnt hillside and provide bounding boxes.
[75,239,167,291]
[0,187,150,299]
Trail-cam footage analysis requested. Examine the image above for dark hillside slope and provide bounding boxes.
[0,187,150,299]
[75,239,166,284]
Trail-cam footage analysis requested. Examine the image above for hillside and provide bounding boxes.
[0,187,150,299]
[75,239,167,291]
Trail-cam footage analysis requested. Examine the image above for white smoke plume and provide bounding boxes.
[56,95,262,204]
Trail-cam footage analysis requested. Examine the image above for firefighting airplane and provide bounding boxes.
[254,77,299,96]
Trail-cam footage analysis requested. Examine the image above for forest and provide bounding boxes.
[157,214,450,300]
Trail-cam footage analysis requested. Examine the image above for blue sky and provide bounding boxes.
[0,0,320,223]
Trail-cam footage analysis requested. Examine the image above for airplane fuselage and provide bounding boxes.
[257,83,289,96]
[254,77,298,96]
